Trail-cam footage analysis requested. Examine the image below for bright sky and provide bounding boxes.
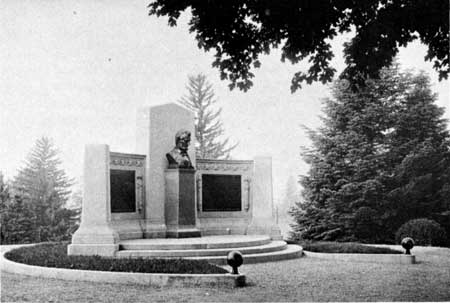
[1,0,449,203]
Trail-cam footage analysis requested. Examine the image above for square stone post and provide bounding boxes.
[247,156,282,240]
[68,144,119,256]
[165,168,201,238]
[136,103,196,238]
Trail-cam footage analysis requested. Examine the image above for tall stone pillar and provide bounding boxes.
[247,156,282,240]
[68,144,119,256]
[136,103,196,238]
[165,168,201,238]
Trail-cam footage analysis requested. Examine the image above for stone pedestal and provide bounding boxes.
[68,145,119,256]
[165,168,201,238]
[247,156,282,240]
[136,103,196,238]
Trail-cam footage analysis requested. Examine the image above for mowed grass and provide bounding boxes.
[2,245,449,302]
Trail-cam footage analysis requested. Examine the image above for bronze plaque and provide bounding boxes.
[110,169,136,213]
[202,174,241,211]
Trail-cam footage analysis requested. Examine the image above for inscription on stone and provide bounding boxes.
[202,174,241,211]
[110,169,136,213]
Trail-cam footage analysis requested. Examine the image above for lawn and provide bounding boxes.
[2,245,449,302]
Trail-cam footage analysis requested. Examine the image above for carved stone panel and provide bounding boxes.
[196,160,252,172]
[202,174,242,212]
[196,159,253,216]
[109,152,145,219]
[110,169,136,213]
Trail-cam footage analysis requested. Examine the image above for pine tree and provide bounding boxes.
[0,172,36,244]
[179,74,237,159]
[290,65,450,243]
[280,175,299,220]
[12,137,78,241]
[0,172,8,207]
[382,73,450,238]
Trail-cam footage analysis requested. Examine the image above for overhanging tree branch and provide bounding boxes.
[149,1,449,93]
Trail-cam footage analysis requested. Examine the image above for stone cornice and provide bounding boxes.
[196,159,253,172]
[110,152,146,167]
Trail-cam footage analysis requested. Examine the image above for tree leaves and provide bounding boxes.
[149,0,449,92]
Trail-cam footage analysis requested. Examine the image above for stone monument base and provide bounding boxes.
[68,244,119,256]
[165,168,201,238]
[166,227,202,238]
[143,222,167,239]
[68,225,120,256]
[247,218,283,240]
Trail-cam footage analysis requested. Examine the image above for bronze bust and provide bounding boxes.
[166,130,194,169]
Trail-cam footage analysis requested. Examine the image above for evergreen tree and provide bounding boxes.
[68,189,83,210]
[0,173,36,244]
[280,175,299,219]
[290,65,450,243]
[12,137,78,242]
[382,73,450,238]
[179,74,237,159]
[0,172,8,208]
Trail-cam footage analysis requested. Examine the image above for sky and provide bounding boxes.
[1,0,449,204]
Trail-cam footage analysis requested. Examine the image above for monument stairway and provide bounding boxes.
[116,235,303,265]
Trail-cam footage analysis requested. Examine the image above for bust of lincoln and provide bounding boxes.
[166,129,194,169]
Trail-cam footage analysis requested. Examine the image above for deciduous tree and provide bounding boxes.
[149,1,449,92]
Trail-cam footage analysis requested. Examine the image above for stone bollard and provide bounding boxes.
[401,237,414,255]
[227,251,244,275]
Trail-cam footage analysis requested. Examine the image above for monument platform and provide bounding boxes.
[116,235,302,265]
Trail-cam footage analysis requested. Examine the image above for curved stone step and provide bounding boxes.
[119,235,271,251]
[186,244,303,265]
[116,241,287,258]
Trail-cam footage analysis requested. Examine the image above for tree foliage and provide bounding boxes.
[9,137,80,243]
[179,73,237,159]
[290,65,450,243]
[149,1,449,92]
[279,175,299,219]
[395,218,448,246]
[0,173,36,244]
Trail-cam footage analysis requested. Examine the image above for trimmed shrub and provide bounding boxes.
[395,218,447,246]
[4,242,228,274]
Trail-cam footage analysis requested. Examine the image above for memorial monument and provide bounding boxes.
[164,129,201,238]
[67,103,301,263]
